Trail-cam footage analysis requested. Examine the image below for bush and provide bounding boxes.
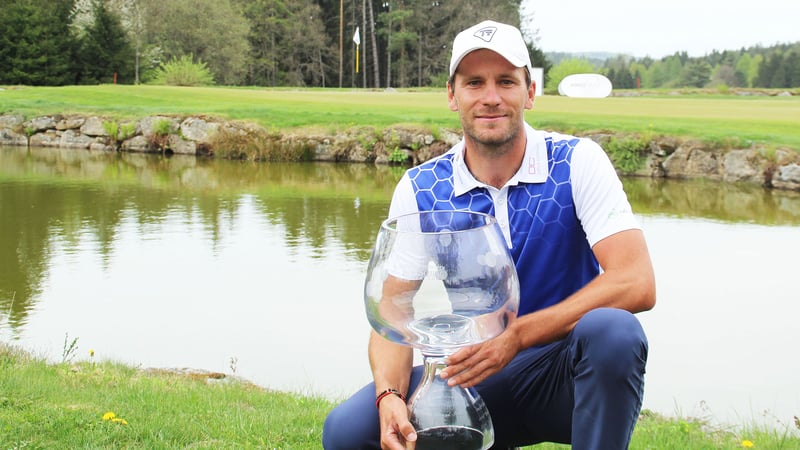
[606,135,649,174]
[152,54,215,87]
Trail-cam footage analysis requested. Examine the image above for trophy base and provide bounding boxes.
[415,425,484,450]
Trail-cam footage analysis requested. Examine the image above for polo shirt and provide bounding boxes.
[387,123,640,316]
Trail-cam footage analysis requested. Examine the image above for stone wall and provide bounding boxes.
[1,113,799,191]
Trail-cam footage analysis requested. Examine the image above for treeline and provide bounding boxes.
[1,0,797,90]
[0,0,548,88]
[601,43,800,90]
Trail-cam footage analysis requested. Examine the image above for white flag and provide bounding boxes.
[353,27,361,46]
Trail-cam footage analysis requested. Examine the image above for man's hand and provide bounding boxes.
[440,327,521,388]
[378,394,417,450]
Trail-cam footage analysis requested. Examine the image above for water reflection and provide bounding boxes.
[626,177,800,225]
[1,146,798,427]
[0,146,398,333]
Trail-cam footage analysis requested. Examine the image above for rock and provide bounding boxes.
[722,149,763,184]
[121,135,150,152]
[81,116,108,137]
[167,135,196,155]
[0,114,24,129]
[0,129,27,146]
[138,116,179,137]
[772,163,800,190]
[59,129,94,149]
[25,116,59,132]
[57,116,85,130]
[633,154,666,178]
[663,143,721,179]
[649,137,680,157]
[438,129,462,147]
[29,130,61,147]
[2,112,799,192]
[89,142,115,152]
[180,117,220,143]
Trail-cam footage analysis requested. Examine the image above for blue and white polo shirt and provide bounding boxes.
[387,123,640,316]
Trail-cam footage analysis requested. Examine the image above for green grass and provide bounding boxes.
[1,343,798,449]
[1,85,799,150]
[0,343,329,448]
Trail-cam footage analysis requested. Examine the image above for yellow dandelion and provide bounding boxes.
[111,418,129,425]
[89,349,95,358]
[742,439,754,448]
[102,412,116,421]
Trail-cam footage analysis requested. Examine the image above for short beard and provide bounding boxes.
[461,120,521,158]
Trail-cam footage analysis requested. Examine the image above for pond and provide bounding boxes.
[1,146,798,428]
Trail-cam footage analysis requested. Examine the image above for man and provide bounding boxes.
[323,19,656,450]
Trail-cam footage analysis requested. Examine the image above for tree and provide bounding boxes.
[0,0,78,85]
[603,55,636,89]
[106,0,147,84]
[237,0,333,87]
[547,58,595,93]
[77,0,135,84]
[378,1,416,88]
[661,54,686,87]
[680,60,712,88]
[140,0,250,85]
[756,52,783,87]
[787,50,800,88]
[710,64,742,88]
[279,1,335,86]
[735,53,758,87]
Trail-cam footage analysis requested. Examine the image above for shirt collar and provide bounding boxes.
[453,123,549,196]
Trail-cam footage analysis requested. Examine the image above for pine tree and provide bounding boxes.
[77,0,135,84]
[0,0,77,85]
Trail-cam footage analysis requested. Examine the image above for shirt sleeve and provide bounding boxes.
[387,172,418,219]
[570,138,641,247]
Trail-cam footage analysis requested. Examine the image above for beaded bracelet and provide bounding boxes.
[375,388,406,409]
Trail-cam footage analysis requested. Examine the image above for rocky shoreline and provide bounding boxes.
[1,113,799,191]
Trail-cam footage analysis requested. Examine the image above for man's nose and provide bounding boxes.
[481,82,502,105]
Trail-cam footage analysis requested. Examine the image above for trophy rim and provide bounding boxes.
[381,210,498,235]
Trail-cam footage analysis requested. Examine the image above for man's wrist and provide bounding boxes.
[375,388,406,409]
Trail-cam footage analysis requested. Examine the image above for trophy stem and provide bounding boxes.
[407,353,494,450]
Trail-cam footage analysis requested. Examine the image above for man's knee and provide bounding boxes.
[574,308,648,376]
[323,402,376,449]
[322,405,346,449]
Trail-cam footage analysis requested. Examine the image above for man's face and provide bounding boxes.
[448,49,534,152]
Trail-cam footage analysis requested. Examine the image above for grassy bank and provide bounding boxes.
[2,344,798,449]
[1,85,799,151]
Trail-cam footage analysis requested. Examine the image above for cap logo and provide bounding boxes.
[473,26,497,42]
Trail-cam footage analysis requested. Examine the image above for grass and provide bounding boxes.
[2,85,799,447]
[1,85,799,151]
[1,343,798,449]
[0,343,329,448]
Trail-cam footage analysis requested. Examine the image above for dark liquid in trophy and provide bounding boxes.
[415,426,484,450]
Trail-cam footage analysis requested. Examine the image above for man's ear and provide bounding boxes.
[447,82,458,112]
[526,81,535,110]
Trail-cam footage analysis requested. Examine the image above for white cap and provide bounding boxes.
[449,20,533,78]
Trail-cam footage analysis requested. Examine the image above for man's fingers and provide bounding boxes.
[445,357,492,387]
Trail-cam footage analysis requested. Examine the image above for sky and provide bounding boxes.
[521,0,800,58]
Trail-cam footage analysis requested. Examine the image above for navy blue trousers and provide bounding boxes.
[323,308,648,450]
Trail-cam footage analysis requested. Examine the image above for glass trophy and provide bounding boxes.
[364,210,520,450]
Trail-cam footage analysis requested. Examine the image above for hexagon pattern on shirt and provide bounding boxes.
[406,136,599,316]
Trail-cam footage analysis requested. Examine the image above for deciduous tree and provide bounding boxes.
[140,0,249,85]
